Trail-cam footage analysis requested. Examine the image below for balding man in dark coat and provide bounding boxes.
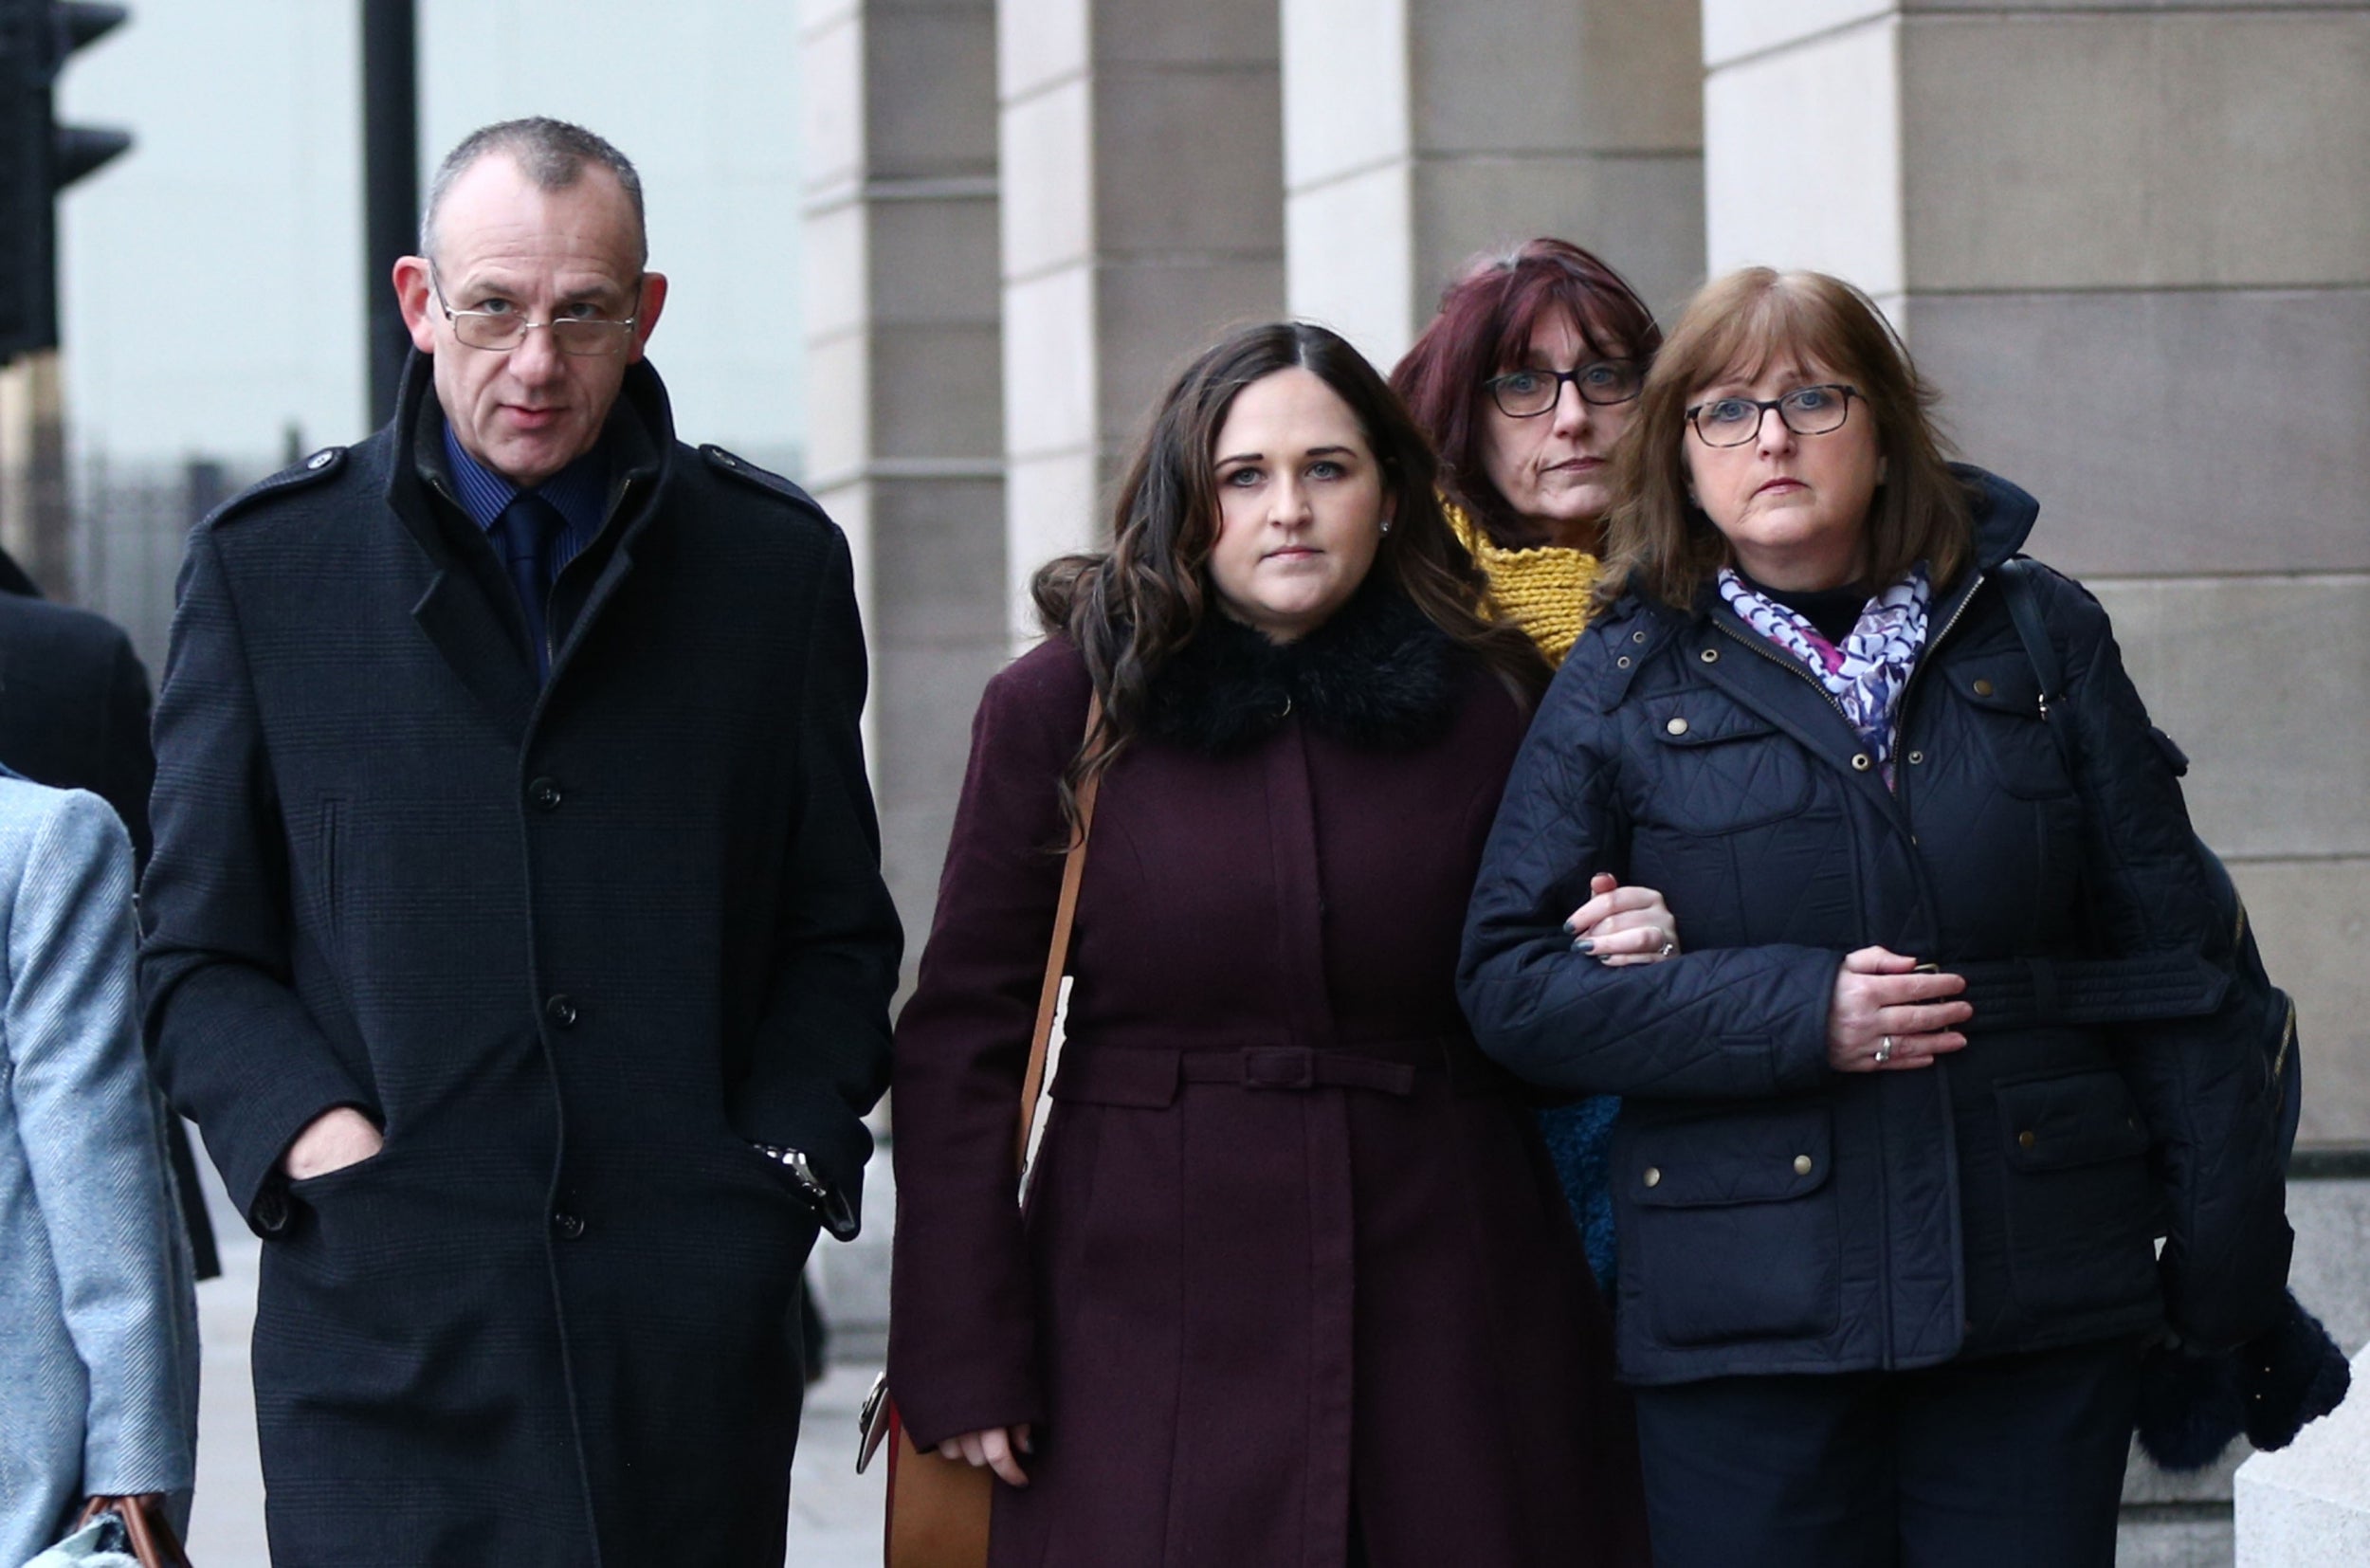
[139,119,900,1563]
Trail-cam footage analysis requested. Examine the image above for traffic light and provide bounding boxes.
[0,2,131,363]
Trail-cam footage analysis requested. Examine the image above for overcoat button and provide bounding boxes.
[305,449,336,470]
[1642,1167,1662,1189]
[553,1212,586,1239]
[528,777,563,811]
[2017,1129,2036,1150]
[1700,647,1720,664]
[1793,1155,1814,1176]
[546,994,579,1029]
[1666,717,1690,737]
[1973,678,1996,698]
[1851,753,1873,772]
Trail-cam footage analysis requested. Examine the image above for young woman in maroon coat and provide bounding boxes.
[887,321,1655,1566]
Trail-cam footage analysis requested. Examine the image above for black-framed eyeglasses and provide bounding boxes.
[428,268,640,356]
[1685,384,1861,447]
[1485,359,1644,419]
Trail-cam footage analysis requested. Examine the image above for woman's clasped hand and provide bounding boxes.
[1824,947,1970,1071]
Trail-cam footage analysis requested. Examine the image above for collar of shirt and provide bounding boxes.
[440,423,612,574]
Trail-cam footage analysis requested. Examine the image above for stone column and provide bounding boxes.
[997,0,1285,639]
[802,0,1007,978]
[1704,4,2370,1555]
[1281,0,1704,371]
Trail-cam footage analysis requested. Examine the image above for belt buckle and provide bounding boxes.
[1242,1048,1316,1090]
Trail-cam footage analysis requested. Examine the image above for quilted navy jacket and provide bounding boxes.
[1461,467,2291,1386]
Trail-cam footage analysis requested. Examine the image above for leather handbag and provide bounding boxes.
[858,698,1103,1568]
[27,1497,195,1568]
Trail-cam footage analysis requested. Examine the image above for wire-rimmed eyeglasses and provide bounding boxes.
[428,269,640,356]
[1685,384,1861,447]
[1484,360,1644,419]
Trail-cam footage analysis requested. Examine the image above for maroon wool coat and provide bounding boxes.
[889,602,1647,1568]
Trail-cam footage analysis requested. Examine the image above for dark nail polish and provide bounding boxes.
[1572,938,1595,954]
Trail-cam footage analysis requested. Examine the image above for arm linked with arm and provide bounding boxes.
[1459,665,1839,1101]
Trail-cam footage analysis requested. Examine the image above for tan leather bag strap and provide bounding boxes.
[1013,693,1102,1171]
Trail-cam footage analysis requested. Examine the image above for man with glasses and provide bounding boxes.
[140,119,901,1564]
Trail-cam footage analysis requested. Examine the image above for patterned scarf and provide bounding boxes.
[1717,564,1932,787]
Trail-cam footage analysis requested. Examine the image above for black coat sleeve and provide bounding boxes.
[726,524,902,1236]
[139,525,374,1229]
[1460,631,1838,1099]
[2043,567,2291,1350]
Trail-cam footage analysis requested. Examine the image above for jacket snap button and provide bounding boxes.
[1793,1154,1814,1176]
[1906,750,1924,766]
[1699,647,1719,664]
[1666,717,1689,737]
[528,777,563,811]
[2017,1129,2036,1150]
[1851,753,1873,772]
[1973,678,1996,698]
[546,994,579,1029]
[1642,1166,1662,1189]
[552,1211,585,1239]
[1632,629,1648,644]
[1616,655,1632,669]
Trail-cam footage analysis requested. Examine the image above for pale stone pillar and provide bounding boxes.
[802,0,1008,977]
[1704,5,2370,1554]
[2236,1344,2370,1564]
[1281,0,1704,371]
[997,0,1285,639]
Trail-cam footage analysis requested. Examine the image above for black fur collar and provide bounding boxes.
[1142,586,1465,756]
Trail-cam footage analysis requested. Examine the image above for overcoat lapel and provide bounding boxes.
[407,565,538,743]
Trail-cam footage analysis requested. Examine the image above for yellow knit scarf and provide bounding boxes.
[1445,500,1599,665]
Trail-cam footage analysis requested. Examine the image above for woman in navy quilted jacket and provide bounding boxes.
[1459,267,2292,1568]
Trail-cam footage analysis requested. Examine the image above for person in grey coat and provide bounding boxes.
[0,769,198,1566]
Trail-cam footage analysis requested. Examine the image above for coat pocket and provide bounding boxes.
[1619,1103,1840,1348]
[1636,698,1814,834]
[1995,1069,2159,1318]
[1951,655,2075,800]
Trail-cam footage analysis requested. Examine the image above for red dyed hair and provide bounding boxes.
[1390,238,1662,549]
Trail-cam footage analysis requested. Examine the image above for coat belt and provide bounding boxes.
[1052,1036,1484,1106]
[1952,954,2228,1032]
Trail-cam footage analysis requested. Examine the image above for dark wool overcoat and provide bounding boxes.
[889,593,1649,1568]
[1461,467,2292,1388]
[139,355,902,1565]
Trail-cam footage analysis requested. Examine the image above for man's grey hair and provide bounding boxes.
[419,117,647,267]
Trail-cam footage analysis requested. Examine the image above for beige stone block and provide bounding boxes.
[2234,1343,2370,1565]
[1901,13,2370,291]
[1702,0,1891,69]
[2287,1177,2370,1358]
[869,476,1009,646]
[803,332,873,483]
[997,0,1089,102]
[801,200,867,341]
[866,8,1000,182]
[1409,151,1706,331]
[1001,264,1097,458]
[1281,0,1411,189]
[878,644,1007,796]
[1906,289,2370,577]
[869,194,1003,325]
[2083,576,2370,860]
[1000,76,1094,279]
[2222,859,2370,1146]
[2113,1517,2233,1568]
[874,322,1005,462]
[1287,162,1417,366]
[1703,14,1905,292]
[800,9,866,193]
[1408,0,1699,156]
[1095,0,1282,67]
[1093,66,1285,258]
[1006,450,1102,641]
[1095,257,1288,439]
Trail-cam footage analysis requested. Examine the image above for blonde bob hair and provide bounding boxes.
[1595,267,1973,613]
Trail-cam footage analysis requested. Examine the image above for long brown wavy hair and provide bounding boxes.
[1033,320,1550,830]
[1595,267,1973,613]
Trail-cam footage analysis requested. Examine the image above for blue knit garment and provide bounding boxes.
[1536,1095,1620,1291]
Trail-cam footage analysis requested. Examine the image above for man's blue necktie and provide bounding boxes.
[493,491,565,678]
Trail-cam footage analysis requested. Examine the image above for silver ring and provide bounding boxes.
[1656,939,1676,958]
[1874,1035,1894,1065]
